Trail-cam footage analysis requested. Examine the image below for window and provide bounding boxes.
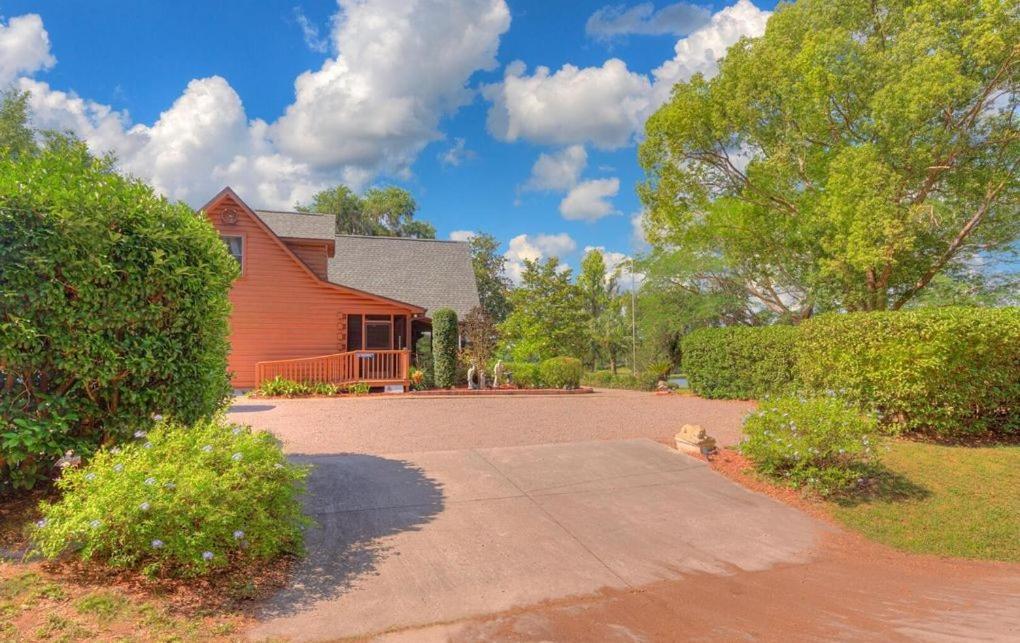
[347,315,363,352]
[220,235,244,270]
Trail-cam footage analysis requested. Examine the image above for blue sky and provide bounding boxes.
[1,0,777,278]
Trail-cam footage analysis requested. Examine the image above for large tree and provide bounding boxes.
[577,249,622,369]
[639,0,1018,318]
[467,233,512,321]
[298,185,436,238]
[498,258,588,362]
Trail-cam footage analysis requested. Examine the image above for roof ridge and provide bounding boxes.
[334,234,468,245]
[255,208,331,217]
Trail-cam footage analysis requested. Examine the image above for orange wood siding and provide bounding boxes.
[205,192,416,388]
[282,238,331,280]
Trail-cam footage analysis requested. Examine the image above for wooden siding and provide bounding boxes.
[282,238,331,280]
[204,191,418,388]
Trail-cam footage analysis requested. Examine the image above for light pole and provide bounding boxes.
[630,259,637,374]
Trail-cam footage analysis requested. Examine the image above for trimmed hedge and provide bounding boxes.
[538,357,583,389]
[797,308,1020,437]
[581,370,659,391]
[681,325,798,399]
[505,362,541,388]
[431,308,458,389]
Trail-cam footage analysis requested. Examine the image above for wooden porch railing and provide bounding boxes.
[255,349,410,386]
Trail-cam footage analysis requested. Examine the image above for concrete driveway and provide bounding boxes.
[251,439,823,641]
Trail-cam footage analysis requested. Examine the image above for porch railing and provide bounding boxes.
[255,349,410,386]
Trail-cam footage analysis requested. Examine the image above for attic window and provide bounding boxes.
[220,235,244,270]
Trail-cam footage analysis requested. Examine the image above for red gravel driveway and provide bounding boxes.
[227,389,754,454]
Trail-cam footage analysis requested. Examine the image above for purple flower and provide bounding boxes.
[144,477,157,486]
[202,551,214,561]
[35,519,47,528]
[89,519,102,529]
[139,502,151,512]
[233,530,245,540]
[134,430,147,439]
[231,452,243,462]
[85,473,96,482]
[151,539,164,549]
[113,464,124,473]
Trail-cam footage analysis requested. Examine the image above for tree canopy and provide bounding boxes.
[639,0,1019,318]
[498,258,588,362]
[297,185,436,238]
[467,232,512,322]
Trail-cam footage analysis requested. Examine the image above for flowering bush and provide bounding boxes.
[741,395,879,496]
[31,417,310,577]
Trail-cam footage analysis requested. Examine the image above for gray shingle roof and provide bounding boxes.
[254,209,335,240]
[255,210,480,317]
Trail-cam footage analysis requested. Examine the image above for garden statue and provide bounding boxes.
[467,365,478,390]
[493,360,504,387]
[478,369,487,389]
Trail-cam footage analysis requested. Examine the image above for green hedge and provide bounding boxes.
[431,308,458,389]
[505,362,541,388]
[0,141,236,492]
[581,370,659,391]
[538,357,583,389]
[797,308,1020,437]
[681,325,798,399]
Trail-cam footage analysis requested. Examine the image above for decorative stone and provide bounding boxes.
[675,424,717,456]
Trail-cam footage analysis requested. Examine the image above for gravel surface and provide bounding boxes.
[227,389,754,455]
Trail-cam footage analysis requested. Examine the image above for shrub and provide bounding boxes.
[0,141,236,492]
[432,309,459,388]
[681,325,799,399]
[506,362,541,388]
[255,377,312,397]
[344,382,370,396]
[797,308,1020,437]
[31,417,310,577]
[741,395,879,496]
[538,357,583,389]
[408,367,426,390]
[414,334,434,388]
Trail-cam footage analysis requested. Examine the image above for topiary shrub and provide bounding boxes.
[796,307,1020,437]
[741,395,879,496]
[681,325,799,399]
[31,416,310,578]
[0,140,236,492]
[414,334,434,388]
[506,362,541,388]
[431,308,459,388]
[539,357,583,389]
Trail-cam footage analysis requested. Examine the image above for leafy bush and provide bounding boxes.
[344,382,370,396]
[681,325,799,399]
[431,309,459,388]
[506,362,541,388]
[581,370,658,391]
[408,367,426,390]
[741,395,879,496]
[255,377,312,397]
[0,140,236,492]
[414,334,434,388]
[538,357,583,389]
[797,308,1020,437]
[32,417,310,577]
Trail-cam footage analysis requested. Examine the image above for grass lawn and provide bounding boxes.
[828,441,1020,562]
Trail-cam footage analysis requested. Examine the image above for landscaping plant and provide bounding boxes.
[681,325,799,399]
[505,362,541,388]
[431,308,459,388]
[414,334,434,388]
[797,307,1020,437]
[741,395,879,497]
[0,136,236,492]
[31,417,310,578]
[538,357,583,389]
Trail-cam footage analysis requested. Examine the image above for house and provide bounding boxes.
[202,188,479,390]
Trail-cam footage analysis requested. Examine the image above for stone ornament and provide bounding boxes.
[675,424,717,456]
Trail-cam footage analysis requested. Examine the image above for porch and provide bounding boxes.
[255,349,411,388]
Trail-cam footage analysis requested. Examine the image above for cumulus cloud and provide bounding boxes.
[483,0,769,149]
[0,14,55,85]
[504,232,576,283]
[438,137,476,167]
[523,144,587,191]
[583,245,643,288]
[586,2,711,42]
[449,230,476,242]
[273,0,510,176]
[560,177,619,221]
[483,59,651,149]
[5,1,511,209]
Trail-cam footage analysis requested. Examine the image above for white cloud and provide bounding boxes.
[439,137,476,167]
[560,177,619,221]
[523,144,587,191]
[294,8,329,54]
[483,0,770,148]
[5,2,511,209]
[449,230,476,242]
[273,0,510,176]
[483,59,651,149]
[584,245,645,290]
[630,210,650,249]
[650,0,769,104]
[0,14,55,85]
[586,2,711,42]
[504,232,576,283]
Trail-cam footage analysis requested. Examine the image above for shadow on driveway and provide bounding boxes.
[260,454,444,618]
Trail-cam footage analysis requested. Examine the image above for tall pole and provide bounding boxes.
[630,259,637,373]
